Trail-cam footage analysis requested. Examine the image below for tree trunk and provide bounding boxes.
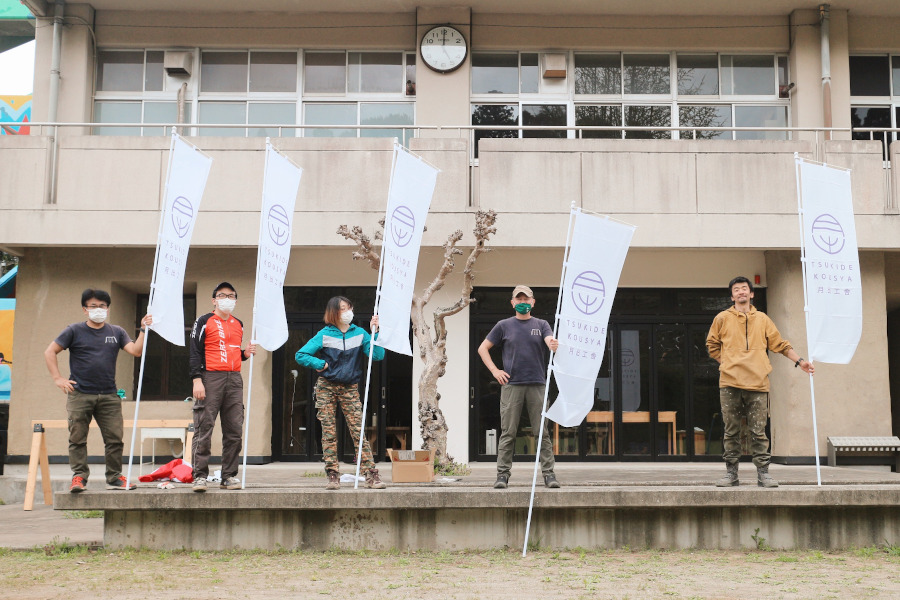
[417,356,449,464]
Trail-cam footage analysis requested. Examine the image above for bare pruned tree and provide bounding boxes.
[337,210,498,465]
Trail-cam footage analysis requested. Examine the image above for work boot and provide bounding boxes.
[715,463,739,487]
[325,470,340,490]
[757,465,779,488]
[365,468,387,489]
[493,473,509,489]
[543,473,561,489]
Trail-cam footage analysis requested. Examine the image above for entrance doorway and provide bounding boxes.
[469,287,765,461]
[270,287,413,464]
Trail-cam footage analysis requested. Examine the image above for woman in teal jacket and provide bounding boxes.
[295,296,385,490]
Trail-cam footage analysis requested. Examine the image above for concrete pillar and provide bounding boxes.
[767,250,891,459]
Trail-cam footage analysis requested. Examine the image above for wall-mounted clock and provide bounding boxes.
[420,25,468,74]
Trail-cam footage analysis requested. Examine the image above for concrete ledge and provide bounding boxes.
[54,486,900,551]
[55,485,900,511]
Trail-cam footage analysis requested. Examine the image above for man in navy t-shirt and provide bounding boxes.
[44,289,152,492]
[478,285,561,489]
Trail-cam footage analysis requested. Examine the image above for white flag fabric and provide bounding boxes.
[376,146,439,356]
[253,143,303,351]
[149,135,212,346]
[545,211,635,427]
[797,159,862,363]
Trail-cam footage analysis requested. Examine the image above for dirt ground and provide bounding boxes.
[2,545,899,600]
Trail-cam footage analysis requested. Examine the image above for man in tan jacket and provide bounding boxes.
[706,276,814,488]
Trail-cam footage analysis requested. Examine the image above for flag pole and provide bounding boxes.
[354,142,399,489]
[125,130,178,489]
[523,201,578,557]
[241,139,272,489]
[794,154,822,486]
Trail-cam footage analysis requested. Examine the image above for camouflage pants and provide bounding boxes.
[315,378,374,473]
[719,386,770,468]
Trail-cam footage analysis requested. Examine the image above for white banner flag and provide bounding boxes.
[253,143,303,351]
[149,134,212,346]
[545,211,635,427]
[797,159,862,363]
[376,146,439,356]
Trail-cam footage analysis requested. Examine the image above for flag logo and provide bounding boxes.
[571,270,605,316]
[267,204,291,246]
[621,347,635,367]
[171,196,194,238]
[390,205,416,247]
[811,213,845,255]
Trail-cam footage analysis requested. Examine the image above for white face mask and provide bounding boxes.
[87,308,108,324]
[217,298,236,314]
[340,310,354,325]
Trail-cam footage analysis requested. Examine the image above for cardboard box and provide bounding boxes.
[388,448,435,483]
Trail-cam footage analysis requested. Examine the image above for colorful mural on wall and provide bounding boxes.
[0,95,30,135]
[0,299,13,401]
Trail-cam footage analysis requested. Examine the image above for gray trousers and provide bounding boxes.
[720,386,770,468]
[497,384,555,476]
[66,390,124,484]
[192,371,244,480]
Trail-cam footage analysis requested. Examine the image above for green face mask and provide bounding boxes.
[514,302,532,315]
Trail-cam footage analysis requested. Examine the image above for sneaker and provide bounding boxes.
[543,473,561,489]
[220,477,241,490]
[365,468,387,489]
[70,476,86,493]
[325,470,340,490]
[493,474,509,489]
[192,477,208,493]
[106,476,136,491]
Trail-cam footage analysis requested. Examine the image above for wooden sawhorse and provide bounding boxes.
[24,419,193,511]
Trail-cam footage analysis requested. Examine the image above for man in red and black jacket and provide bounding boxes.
[189,282,256,492]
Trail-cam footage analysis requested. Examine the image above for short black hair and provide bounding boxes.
[81,288,111,307]
[212,282,237,298]
[728,276,753,293]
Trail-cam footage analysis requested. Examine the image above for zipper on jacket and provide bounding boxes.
[745,313,749,350]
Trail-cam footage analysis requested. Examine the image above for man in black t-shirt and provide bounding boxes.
[44,289,152,492]
[477,285,561,489]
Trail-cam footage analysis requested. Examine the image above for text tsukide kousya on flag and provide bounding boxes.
[253,143,303,351]
[376,146,439,356]
[149,134,212,346]
[545,211,635,428]
[797,159,862,364]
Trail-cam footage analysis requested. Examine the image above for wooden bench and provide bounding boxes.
[826,436,900,471]
[25,419,193,511]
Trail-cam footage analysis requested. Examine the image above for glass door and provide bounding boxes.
[616,326,652,458]
[272,320,322,462]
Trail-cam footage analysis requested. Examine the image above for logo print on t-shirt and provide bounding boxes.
[105,336,117,344]
[531,329,542,336]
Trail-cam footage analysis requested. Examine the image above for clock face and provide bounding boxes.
[420,25,467,73]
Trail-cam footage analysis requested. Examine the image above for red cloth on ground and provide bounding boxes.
[138,458,194,483]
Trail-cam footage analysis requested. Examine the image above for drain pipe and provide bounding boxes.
[46,0,65,204]
[820,4,831,141]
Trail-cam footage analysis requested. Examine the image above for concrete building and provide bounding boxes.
[1,0,898,470]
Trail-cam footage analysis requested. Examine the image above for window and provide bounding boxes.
[94,48,414,141]
[134,295,196,401]
[574,53,621,95]
[95,50,190,136]
[471,104,519,156]
[849,55,900,158]
[473,51,789,151]
[677,54,718,96]
[471,53,519,94]
[301,51,415,143]
[93,101,191,136]
[623,54,670,95]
